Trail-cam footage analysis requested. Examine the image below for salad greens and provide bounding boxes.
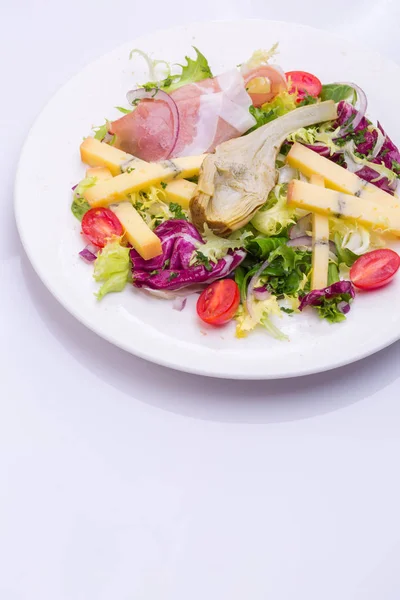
[74,44,400,342]
[320,83,357,104]
[140,47,213,93]
[251,184,295,236]
[71,177,96,221]
[93,239,131,300]
[247,90,297,133]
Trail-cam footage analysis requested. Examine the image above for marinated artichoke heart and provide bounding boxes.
[190,101,338,236]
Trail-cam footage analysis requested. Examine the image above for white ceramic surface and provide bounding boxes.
[15,20,400,378]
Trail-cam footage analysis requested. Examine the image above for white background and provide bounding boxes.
[2,1,400,599]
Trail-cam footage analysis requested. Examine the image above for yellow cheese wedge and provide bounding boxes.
[80,138,134,176]
[84,155,206,207]
[164,179,197,209]
[85,166,113,181]
[287,143,400,210]
[287,179,400,235]
[111,202,162,260]
[159,155,207,180]
[309,174,329,290]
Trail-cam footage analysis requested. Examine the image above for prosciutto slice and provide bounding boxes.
[109,70,256,161]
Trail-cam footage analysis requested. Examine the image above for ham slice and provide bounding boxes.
[110,70,256,162]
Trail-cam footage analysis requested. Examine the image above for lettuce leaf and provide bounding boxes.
[191,226,252,265]
[251,184,295,236]
[247,90,297,133]
[71,176,97,221]
[71,196,91,221]
[93,240,131,300]
[262,246,312,297]
[235,295,287,340]
[320,84,357,104]
[142,47,213,93]
[241,44,279,71]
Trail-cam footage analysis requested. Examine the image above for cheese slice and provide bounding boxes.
[164,179,197,209]
[111,202,162,260]
[80,138,134,175]
[287,179,400,234]
[287,143,400,210]
[85,166,113,181]
[84,155,206,207]
[309,174,329,290]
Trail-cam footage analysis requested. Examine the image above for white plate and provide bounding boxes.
[15,19,400,379]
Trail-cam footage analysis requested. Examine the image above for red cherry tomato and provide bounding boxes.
[81,207,123,248]
[285,71,322,103]
[197,280,240,326]
[350,249,400,290]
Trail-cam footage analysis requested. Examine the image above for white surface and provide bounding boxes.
[15,20,400,380]
[2,1,400,598]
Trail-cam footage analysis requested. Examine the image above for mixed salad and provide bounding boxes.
[72,44,400,339]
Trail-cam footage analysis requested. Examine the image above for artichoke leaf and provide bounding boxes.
[190,101,337,236]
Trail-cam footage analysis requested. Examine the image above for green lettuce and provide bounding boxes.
[251,184,295,236]
[247,90,297,133]
[191,226,252,265]
[93,240,131,300]
[262,246,311,297]
[71,176,96,221]
[315,293,353,323]
[235,295,287,340]
[320,83,357,104]
[141,47,213,93]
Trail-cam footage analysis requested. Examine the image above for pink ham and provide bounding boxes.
[109,70,256,161]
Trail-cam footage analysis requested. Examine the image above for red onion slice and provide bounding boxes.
[287,235,312,249]
[334,82,367,134]
[79,246,97,263]
[287,236,337,255]
[289,214,312,239]
[337,301,351,314]
[253,286,271,301]
[246,258,270,319]
[126,87,180,158]
[172,297,187,312]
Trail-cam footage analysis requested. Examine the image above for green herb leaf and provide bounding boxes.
[167,271,179,282]
[297,93,318,107]
[160,181,167,189]
[195,251,213,271]
[280,307,294,314]
[169,202,187,220]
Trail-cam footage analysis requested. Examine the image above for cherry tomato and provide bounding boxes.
[81,207,123,248]
[197,280,240,326]
[285,71,322,103]
[350,249,400,290]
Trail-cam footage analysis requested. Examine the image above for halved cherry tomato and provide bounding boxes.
[350,249,400,290]
[285,71,322,103]
[81,207,123,248]
[197,280,240,326]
